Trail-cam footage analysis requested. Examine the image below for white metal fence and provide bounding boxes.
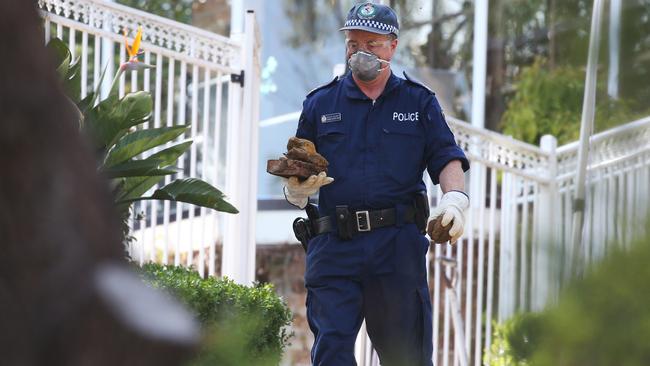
[399,115,650,366]
[39,0,261,284]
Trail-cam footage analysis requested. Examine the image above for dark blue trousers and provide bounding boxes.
[305,223,433,366]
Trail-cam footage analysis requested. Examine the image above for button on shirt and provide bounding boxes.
[296,71,469,217]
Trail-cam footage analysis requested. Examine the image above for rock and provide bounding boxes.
[427,217,453,244]
[285,147,328,169]
[267,137,329,180]
[287,136,316,155]
[267,159,327,180]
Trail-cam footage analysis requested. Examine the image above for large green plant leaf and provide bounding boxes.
[47,38,71,77]
[85,91,153,148]
[118,178,238,214]
[115,141,192,200]
[103,158,178,178]
[47,38,82,102]
[104,125,188,168]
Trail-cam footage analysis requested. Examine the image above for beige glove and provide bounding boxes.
[283,172,334,209]
[427,191,469,244]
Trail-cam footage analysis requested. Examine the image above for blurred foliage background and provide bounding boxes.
[486,231,650,366]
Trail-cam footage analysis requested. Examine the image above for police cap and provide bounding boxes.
[339,2,399,37]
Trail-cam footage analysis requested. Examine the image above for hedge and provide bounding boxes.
[140,263,293,366]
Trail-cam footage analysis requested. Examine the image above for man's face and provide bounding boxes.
[345,30,397,61]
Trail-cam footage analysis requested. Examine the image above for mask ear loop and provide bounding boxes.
[377,58,390,72]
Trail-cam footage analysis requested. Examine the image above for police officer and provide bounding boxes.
[283,2,470,365]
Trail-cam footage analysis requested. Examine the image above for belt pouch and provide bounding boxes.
[335,205,353,240]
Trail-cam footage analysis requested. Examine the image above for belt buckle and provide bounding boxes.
[356,210,371,232]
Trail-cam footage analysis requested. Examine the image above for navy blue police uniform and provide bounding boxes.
[295,3,469,366]
[297,71,469,365]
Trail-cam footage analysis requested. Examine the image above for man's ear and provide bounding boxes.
[391,38,398,52]
[389,38,398,55]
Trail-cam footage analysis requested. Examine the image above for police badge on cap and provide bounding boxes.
[339,2,400,37]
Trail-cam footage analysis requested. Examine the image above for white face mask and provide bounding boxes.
[348,51,390,81]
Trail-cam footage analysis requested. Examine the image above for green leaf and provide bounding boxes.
[47,38,71,78]
[118,178,238,214]
[63,58,82,102]
[115,141,193,200]
[85,91,154,148]
[149,140,192,166]
[103,158,178,178]
[104,125,188,168]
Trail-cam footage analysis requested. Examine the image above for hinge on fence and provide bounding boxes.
[231,70,245,87]
[573,198,585,212]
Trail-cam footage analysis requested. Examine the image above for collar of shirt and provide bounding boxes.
[343,70,401,100]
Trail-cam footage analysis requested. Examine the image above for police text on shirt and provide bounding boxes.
[392,111,419,122]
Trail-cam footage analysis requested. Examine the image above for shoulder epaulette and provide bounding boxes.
[306,76,339,98]
[403,71,435,95]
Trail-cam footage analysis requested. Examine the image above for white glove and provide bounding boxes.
[283,172,334,209]
[429,191,469,244]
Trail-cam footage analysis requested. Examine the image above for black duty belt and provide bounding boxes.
[312,205,416,239]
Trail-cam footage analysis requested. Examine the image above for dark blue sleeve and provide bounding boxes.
[424,96,469,184]
[296,98,316,142]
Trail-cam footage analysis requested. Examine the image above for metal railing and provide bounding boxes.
[39,0,261,283]
[417,116,650,366]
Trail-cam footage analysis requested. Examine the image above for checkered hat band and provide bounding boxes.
[344,19,399,35]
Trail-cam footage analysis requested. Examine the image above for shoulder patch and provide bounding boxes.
[306,76,339,98]
[403,71,435,95]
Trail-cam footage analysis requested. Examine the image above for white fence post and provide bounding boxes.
[532,135,558,310]
[222,10,260,285]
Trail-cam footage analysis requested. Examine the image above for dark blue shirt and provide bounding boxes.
[296,71,469,217]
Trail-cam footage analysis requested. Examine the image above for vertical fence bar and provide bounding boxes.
[498,172,511,321]
[474,163,486,366]
[519,180,529,310]
[442,243,452,366]
[189,63,199,270]
[200,67,211,277]
[68,28,76,60]
[118,43,125,97]
[455,227,464,365]
[81,30,88,98]
[484,167,497,362]
[433,242,441,364]
[164,58,175,266]
[93,35,100,92]
[210,72,224,277]
[44,17,51,43]
[464,163,477,362]
[177,61,188,267]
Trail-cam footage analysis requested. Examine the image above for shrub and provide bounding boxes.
[501,58,642,145]
[140,263,293,366]
[486,233,650,366]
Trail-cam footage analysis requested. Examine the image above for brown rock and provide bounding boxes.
[267,137,329,180]
[287,136,316,155]
[427,217,453,244]
[285,147,328,169]
[267,159,327,180]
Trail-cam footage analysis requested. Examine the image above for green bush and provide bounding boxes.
[486,234,650,366]
[484,313,542,366]
[140,264,293,366]
[501,58,642,145]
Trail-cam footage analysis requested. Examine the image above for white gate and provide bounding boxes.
[39,0,261,283]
